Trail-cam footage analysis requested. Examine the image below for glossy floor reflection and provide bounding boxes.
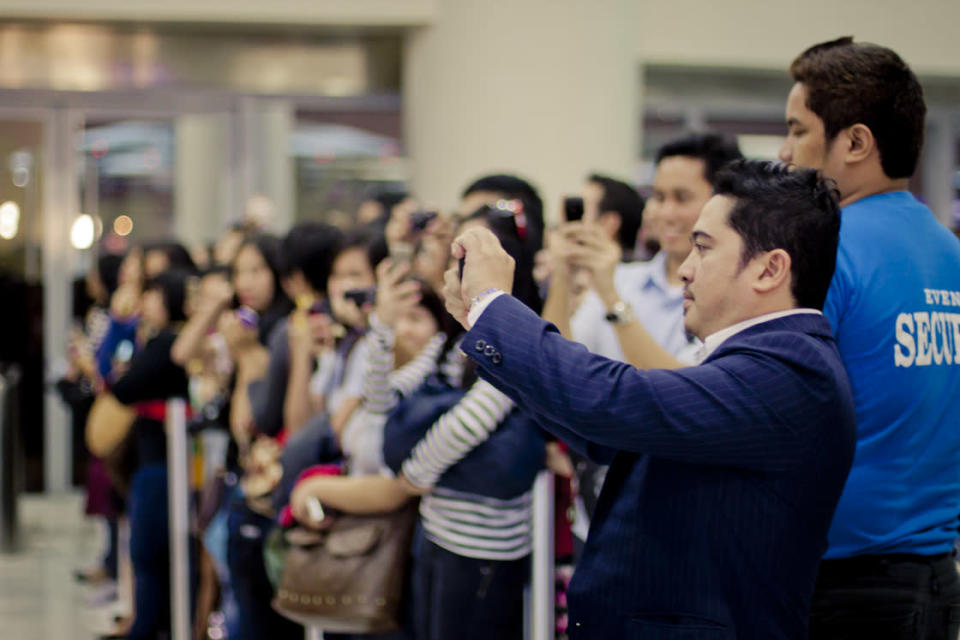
[0,492,112,640]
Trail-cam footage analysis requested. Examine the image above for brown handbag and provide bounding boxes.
[273,501,418,633]
[85,392,136,459]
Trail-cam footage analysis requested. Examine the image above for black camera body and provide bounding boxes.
[344,287,377,308]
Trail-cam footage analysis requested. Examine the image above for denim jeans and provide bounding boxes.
[128,464,171,640]
[225,495,303,640]
[810,552,960,639]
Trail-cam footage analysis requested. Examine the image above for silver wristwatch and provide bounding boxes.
[604,300,636,324]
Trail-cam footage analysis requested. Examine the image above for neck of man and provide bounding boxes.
[838,172,911,208]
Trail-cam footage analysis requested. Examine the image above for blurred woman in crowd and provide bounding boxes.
[110,268,193,639]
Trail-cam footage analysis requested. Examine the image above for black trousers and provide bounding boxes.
[411,527,527,640]
[810,552,960,639]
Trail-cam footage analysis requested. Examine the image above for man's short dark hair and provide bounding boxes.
[656,133,745,187]
[280,221,345,296]
[588,174,644,253]
[714,160,841,310]
[790,37,926,179]
[462,173,544,254]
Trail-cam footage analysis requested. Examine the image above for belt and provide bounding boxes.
[817,552,956,581]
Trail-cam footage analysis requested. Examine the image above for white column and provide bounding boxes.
[403,0,641,220]
[174,114,231,246]
[43,108,81,493]
[237,98,295,233]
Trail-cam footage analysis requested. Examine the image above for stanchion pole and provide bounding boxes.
[0,366,21,553]
[530,470,555,640]
[166,398,191,640]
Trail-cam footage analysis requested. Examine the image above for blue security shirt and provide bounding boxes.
[824,191,960,558]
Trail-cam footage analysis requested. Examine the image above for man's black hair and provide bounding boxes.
[713,160,841,310]
[790,37,926,179]
[280,221,345,296]
[588,174,645,253]
[656,133,745,187]
[462,173,544,255]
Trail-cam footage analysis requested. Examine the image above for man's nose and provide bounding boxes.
[678,251,694,282]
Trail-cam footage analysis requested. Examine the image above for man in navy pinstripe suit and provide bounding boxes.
[442,160,856,639]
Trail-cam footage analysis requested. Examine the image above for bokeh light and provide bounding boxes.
[113,214,133,236]
[70,213,95,249]
[0,201,19,239]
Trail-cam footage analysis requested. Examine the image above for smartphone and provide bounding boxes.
[235,306,259,330]
[458,256,465,282]
[344,287,377,308]
[564,196,584,222]
[410,210,438,232]
[305,496,326,523]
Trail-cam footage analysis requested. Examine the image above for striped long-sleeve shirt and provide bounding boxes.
[340,317,445,475]
[401,375,533,561]
[362,313,447,414]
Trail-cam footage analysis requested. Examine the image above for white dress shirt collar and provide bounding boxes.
[695,309,823,363]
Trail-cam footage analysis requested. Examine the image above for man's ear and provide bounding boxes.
[597,211,622,241]
[842,123,876,164]
[752,249,791,295]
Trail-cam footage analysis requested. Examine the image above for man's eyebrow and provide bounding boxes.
[691,230,713,243]
[786,117,800,127]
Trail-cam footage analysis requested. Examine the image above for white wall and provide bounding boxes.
[637,0,960,75]
[0,0,437,26]
[404,0,641,216]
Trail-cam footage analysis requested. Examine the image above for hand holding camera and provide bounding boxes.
[374,259,421,327]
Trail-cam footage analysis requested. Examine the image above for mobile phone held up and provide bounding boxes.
[410,210,438,232]
[564,196,584,222]
[344,287,377,308]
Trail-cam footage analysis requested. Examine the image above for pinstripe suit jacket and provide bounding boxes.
[465,295,856,639]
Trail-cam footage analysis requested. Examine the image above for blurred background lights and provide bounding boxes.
[0,201,20,239]
[70,213,95,249]
[113,214,133,236]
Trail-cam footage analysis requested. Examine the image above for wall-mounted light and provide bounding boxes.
[70,213,95,249]
[0,201,19,239]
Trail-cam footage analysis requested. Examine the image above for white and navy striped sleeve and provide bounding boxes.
[400,379,514,489]
[363,313,446,414]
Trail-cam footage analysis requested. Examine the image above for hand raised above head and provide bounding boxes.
[451,226,515,303]
[564,223,622,301]
[374,259,421,327]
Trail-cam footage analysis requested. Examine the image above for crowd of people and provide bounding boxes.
[56,36,960,640]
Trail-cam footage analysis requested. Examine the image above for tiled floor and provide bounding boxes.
[0,492,118,640]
